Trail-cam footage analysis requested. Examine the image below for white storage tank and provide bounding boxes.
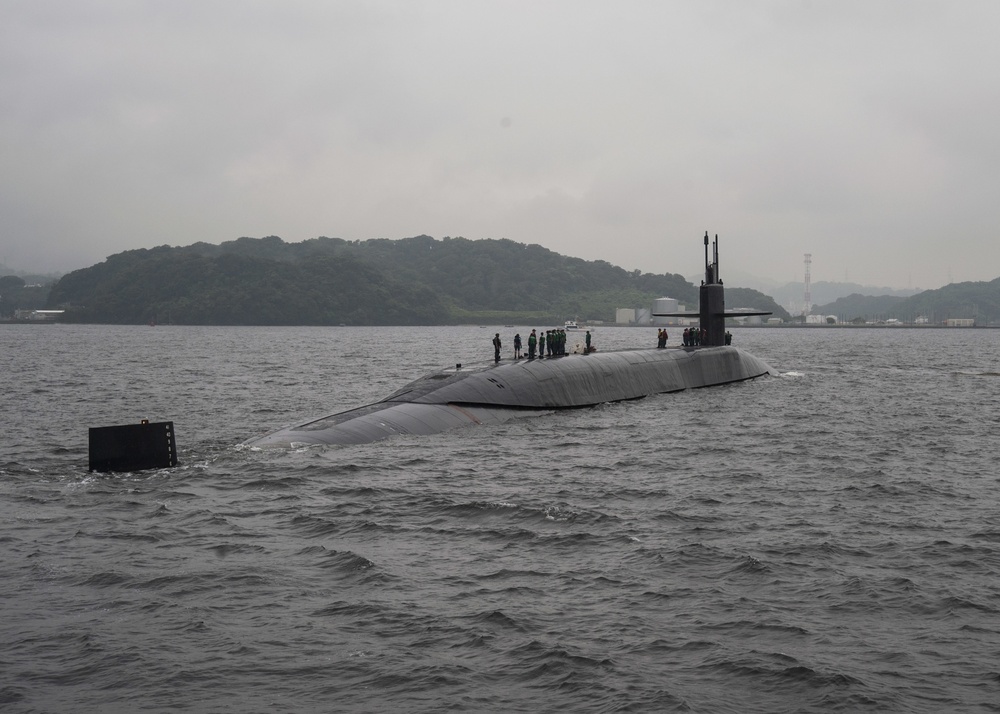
[652,297,678,325]
[616,308,636,324]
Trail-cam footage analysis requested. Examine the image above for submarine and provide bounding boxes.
[247,233,773,448]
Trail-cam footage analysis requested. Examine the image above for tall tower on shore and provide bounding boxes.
[803,253,812,315]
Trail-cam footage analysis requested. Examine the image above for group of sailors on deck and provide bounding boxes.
[498,328,593,362]
[495,324,734,362]
[682,327,706,346]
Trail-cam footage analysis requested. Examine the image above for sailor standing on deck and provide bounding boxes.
[493,333,502,361]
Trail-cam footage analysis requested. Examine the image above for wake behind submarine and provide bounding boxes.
[247,233,774,448]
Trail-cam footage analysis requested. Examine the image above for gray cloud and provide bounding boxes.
[3,0,998,289]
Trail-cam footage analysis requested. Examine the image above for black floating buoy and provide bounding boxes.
[88,420,178,473]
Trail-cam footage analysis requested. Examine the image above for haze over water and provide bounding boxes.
[3,324,999,712]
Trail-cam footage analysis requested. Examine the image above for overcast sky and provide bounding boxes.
[3,1,999,289]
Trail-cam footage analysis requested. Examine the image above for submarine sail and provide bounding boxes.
[652,231,772,343]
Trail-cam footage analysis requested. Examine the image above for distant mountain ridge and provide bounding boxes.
[40,235,998,325]
[687,270,923,315]
[812,278,1000,322]
[48,235,791,325]
[0,262,63,286]
[709,267,998,323]
[768,281,921,312]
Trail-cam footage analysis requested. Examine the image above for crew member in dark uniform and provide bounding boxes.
[493,333,502,361]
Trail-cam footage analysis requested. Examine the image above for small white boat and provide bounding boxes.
[564,320,581,330]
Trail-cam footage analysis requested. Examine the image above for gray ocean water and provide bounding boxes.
[2,324,999,713]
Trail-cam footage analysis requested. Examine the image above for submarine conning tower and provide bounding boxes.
[700,231,726,346]
[653,231,771,342]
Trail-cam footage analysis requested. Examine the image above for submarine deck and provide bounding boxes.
[246,345,773,448]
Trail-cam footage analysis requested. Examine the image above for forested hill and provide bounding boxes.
[813,277,1000,323]
[46,235,742,325]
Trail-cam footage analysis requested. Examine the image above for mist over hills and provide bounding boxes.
[0,261,63,286]
[0,270,58,317]
[688,267,924,317]
[48,235,790,325]
[768,281,921,312]
[713,265,996,323]
[16,235,998,325]
[689,268,920,303]
[811,279,1000,323]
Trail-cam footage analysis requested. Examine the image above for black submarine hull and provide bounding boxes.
[246,346,773,448]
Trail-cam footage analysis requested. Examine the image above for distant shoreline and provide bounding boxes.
[2,320,995,329]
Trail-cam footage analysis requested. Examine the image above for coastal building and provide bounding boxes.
[651,297,678,326]
[13,309,64,321]
[615,308,635,325]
